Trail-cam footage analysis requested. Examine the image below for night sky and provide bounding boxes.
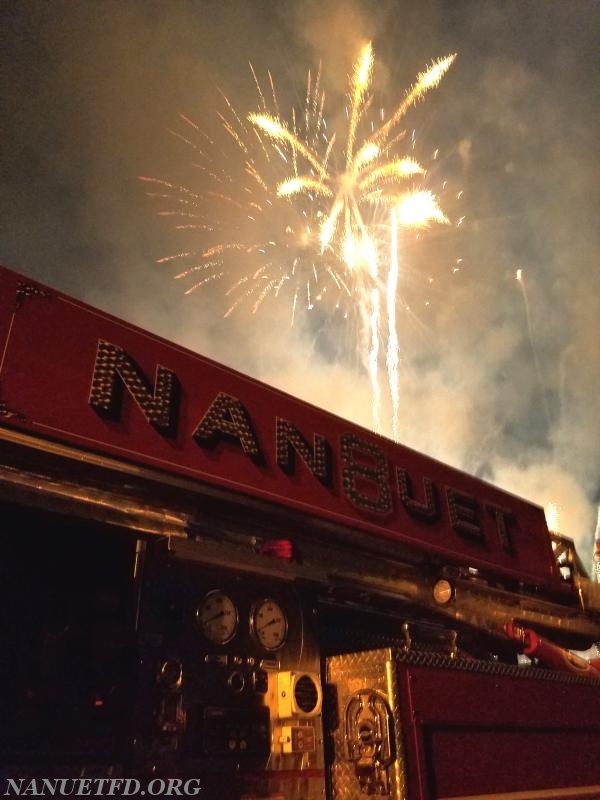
[1,1,599,557]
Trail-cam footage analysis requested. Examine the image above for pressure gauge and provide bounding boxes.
[251,598,288,651]
[196,590,238,644]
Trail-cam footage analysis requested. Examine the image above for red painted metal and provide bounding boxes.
[398,663,600,799]
[0,265,563,589]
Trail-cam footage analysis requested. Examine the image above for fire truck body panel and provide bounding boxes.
[327,649,600,799]
[1,265,600,799]
[0,265,563,590]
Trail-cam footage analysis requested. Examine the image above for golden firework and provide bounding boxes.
[249,46,455,265]
[145,45,457,434]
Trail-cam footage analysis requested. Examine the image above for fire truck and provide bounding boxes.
[1,264,600,799]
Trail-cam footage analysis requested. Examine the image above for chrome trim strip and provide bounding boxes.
[0,461,189,538]
[438,785,600,800]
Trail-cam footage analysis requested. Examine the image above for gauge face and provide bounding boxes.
[196,590,238,644]
[251,598,288,651]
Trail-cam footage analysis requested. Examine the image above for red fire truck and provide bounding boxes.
[1,264,599,799]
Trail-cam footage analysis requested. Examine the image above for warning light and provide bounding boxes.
[259,539,294,560]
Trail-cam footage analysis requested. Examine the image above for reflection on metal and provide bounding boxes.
[159,658,183,689]
[356,551,596,650]
[576,577,600,616]
[0,426,218,495]
[551,531,589,581]
[326,562,600,647]
[0,401,26,421]
[277,671,322,719]
[433,577,455,605]
[400,621,458,659]
[133,539,147,631]
[327,650,406,800]
[0,463,189,538]
[345,690,395,795]
[505,621,600,678]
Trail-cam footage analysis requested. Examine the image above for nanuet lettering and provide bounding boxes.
[88,340,516,556]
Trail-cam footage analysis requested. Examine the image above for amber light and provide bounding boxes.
[433,578,455,605]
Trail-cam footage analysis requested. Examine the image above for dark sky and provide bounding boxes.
[1,0,599,556]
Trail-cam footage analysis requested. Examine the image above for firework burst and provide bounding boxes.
[251,45,453,263]
[144,44,454,319]
[143,44,456,434]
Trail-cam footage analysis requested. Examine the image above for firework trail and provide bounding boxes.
[387,209,400,441]
[593,507,600,582]
[545,501,560,533]
[144,44,455,433]
[516,268,552,429]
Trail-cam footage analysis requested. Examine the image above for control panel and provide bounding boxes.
[133,544,325,795]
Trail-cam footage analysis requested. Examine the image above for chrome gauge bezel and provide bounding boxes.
[196,589,239,645]
[250,597,288,652]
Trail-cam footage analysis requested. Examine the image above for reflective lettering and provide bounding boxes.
[193,391,263,460]
[276,417,331,484]
[396,467,440,521]
[341,434,392,515]
[89,340,179,435]
[446,487,483,540]
[487,503,515,555]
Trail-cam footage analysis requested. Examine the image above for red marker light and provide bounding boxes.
[259,539,294,560]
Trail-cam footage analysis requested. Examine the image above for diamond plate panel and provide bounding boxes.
[326,649,407,800]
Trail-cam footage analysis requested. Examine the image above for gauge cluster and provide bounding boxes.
[132,547,324,786]
[147,558,306,670]
[196,590,289,652]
